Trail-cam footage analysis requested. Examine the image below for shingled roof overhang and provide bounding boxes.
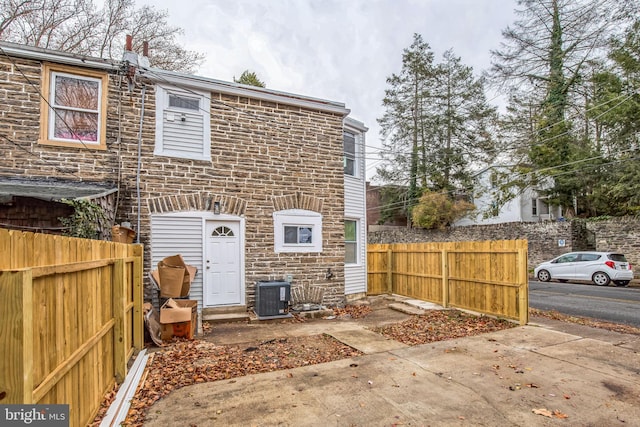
[0,178,117,204]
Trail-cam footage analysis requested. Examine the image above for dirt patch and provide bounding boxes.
[121,335,361,425]
[372,310,516,345]
[530,308,640,335]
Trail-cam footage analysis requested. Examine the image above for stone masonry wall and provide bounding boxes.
[369,218,640,277]
[116,84,347,306]
[1,54,347,307]
[585,217,640,270]
[0,56,121,182]
[368,222,573,274]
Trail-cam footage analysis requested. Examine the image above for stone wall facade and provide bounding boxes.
[1,52,347,307]
[585,217,640,269]
[368,218,640,277]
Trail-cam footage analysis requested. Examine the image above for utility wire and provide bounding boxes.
[0,45,109,164]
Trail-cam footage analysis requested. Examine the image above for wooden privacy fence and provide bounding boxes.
[0,229,144,427]
[368,240,529,325]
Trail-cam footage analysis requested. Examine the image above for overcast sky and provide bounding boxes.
[137,0,518,180]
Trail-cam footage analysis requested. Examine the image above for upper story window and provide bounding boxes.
[343,131,356,176]
[532,198,538,216]
[273,209,322,253]
[39,63,108,150]
[155,85,211,161]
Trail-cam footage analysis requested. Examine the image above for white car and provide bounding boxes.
[534,252,633,286]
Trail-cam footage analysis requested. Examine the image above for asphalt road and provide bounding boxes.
[529,280,640,328]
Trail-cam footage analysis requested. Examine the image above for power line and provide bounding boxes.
[0,135,82,178]
[0,45,109,164]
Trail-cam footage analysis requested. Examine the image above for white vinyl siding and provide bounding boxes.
[155,85,211,161]
[151,214,204,305]
[343,118,367,295]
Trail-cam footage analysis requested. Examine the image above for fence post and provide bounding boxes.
[112,259,126,383]
[441,249,449,308]
[132,244,144,350]
[386,248,393,294]
[0,270,34,403]
[518,246,529,325]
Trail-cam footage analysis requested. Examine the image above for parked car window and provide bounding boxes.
[555,254,578,263]
[608,253,628,262]
[579,253,600,262]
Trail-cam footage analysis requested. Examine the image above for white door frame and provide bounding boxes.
[203,214,245,307]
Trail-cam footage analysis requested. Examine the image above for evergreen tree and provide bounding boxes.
[490,0,636,216]
[376,34,497,223]
[233,70,266,88]
[587,19,640,215]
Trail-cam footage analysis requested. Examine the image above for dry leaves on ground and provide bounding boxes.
[118,335,361,426]
[372,310,516,345]
[92,306,511,426]
[332,304,372,319]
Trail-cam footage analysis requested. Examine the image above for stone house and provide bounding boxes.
[0,41,368,314]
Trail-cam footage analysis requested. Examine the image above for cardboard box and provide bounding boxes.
[154,254,197,298]
[161,321,194,341]
[111,225,136,244]
[159,298,198,340]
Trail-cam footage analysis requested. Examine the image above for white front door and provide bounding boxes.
[204,220,242,306]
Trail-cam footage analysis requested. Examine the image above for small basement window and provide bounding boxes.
[274,209,322,253]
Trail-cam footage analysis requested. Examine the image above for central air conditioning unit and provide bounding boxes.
[255,280,291,318]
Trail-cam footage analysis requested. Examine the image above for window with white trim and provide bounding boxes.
[345,219,358,264]
[343,131,356,176]
[273,209,322,253]
[155,85,211,161]
[539,199,550,215]
[39,63,108,149]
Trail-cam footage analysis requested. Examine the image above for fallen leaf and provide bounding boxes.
[532,408,553,417]
[552,410,569,418]
[563,394,571,399]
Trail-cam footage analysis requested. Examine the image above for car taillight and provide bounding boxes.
[605,260,615,269]
[629,263,632,270]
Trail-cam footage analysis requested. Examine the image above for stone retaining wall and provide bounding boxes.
[368,217,640,276]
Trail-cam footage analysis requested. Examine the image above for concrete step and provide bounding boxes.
[326,329,408,354]
[388,302,426,315]
[202,305,247,316]
[202,312,251,324]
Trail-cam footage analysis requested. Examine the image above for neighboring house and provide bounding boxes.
[0,41,368,312]
[365,183,408,230]
[454,165,563,226]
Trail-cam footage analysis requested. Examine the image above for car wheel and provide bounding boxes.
[537,270,551,282]
[614,280,630,287]
[592,272,610,286]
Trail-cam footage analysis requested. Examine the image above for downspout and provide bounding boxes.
[136,85,146,243]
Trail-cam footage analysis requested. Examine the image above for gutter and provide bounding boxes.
[140,67,351,117]
[0,41,122,72]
